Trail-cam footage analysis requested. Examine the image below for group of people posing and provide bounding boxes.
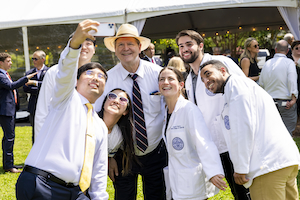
[0,19,299,200]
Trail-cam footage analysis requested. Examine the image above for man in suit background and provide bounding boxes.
[142,43,163,66]
[0,52,36,173]
[284,33,294,59]
[23,50,49,144]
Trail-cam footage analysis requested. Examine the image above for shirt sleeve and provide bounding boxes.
[287,61,298,99]
[89,122,109,200]
[228,92,255,174]
[188,105,224,180]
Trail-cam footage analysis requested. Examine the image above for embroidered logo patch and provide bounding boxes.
[172,137,184,150]
[224,115,230,130]
[205,88,216,96]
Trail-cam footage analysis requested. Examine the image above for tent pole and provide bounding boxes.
[22,26,30,72]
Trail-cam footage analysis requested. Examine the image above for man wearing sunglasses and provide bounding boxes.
[35,28,97,140]
[23,50,49,144]
[260,40,298,136]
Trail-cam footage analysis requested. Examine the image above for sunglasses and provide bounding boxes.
[253,44,259,48]
[107,92,129,105]
[85,70,107,80]
[31,57,39,61]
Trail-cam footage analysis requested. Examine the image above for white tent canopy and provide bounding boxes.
[0,0,298,71]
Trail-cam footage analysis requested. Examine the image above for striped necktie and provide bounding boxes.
[129,74,148,152]
[79,103,95,192]
[6,72,17,104]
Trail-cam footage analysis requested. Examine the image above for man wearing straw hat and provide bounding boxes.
[95,24,167,199]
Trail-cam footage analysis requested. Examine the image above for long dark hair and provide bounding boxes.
[98,88,135,175]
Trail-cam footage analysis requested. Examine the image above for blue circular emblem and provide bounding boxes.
[172,137,184,150]
[205,88,216,96]
[224,115,230,130]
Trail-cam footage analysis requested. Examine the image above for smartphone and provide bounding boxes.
[89,23,115,37]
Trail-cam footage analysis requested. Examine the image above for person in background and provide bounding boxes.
[213,47,221,55]
[239,37,260,82]
[35,30,97,139]
[159,66,226,200]
[0,53,37,173]
[23,50,49,144]
[290,40,300,116]
[200,60,300,200]
[167,56,187,80]
[259,40,298,135]
[224,49,239,65]
[142,43,163,66]
[284,33,294,59]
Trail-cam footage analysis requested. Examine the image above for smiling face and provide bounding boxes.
[200,64,228,94]
[115,37,141,68]
[178,35,202,64]
[79,40,95,64]
[76,68,106,103]
[159,68,184,99]
[103,89,129,118]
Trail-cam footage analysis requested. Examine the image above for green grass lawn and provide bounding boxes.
[0,126,299,199]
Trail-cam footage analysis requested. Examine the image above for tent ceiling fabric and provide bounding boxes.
[141,7,288,39]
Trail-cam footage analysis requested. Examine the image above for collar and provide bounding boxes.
[119,59,145,81]
[0,68,7,74]
[222,75,231,94]
[274,53,287,58]
[77,91,95,112]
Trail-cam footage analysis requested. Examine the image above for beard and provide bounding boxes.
[214,79,226,94]
[180,48,200,63]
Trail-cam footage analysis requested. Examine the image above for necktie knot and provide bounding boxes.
[85,103,93,111]
[130,74,138,81]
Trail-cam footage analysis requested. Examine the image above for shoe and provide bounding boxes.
[13,165,23,169]
[5,168,22,173]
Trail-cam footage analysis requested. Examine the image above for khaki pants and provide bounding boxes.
[250,165,299,200]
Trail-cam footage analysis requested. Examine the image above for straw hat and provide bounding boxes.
[104,24,151,52]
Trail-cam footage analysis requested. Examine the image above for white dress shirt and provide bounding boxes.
[35,64,58,138]
[221,74,300,188]
[259,53,298,99]
[185,54,245,153]
[25,45,108,200]
[108,124,123,157]
[95,59,164,156]
[162,95,223,200]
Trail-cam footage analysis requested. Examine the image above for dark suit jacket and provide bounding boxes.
[0,70,28,116]
[23,66,49,114]
[142,56,163,67]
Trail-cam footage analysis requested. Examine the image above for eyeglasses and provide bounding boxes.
[31,57,39,61]
[85,70,107,80]
[107,92,129,105]
[253,44,259,48]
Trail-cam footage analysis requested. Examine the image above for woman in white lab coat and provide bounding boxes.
[158,66,227,200]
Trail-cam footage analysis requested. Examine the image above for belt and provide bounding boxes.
[273,99,291,101]
[24,165,76,188]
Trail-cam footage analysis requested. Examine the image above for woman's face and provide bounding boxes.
[158,69,183,98]
[292,44,300,56]
[247,40,259,55]
[103,89,129,117]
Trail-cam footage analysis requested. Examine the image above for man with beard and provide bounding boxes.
[175,30,250,200]
[200,60,300,200]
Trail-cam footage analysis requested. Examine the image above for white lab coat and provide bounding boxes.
[162,95,224,200]
[185,54,245,153]
[221,74,300,188]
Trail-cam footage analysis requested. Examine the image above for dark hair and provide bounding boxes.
[0,52,11,62]
[175,30,204,46]
[98,88,136,175]
[291,40,300,50]
[159,66,184,83]
[69,31,97,46]
[200,60,229,73]
[77,62,107,81]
